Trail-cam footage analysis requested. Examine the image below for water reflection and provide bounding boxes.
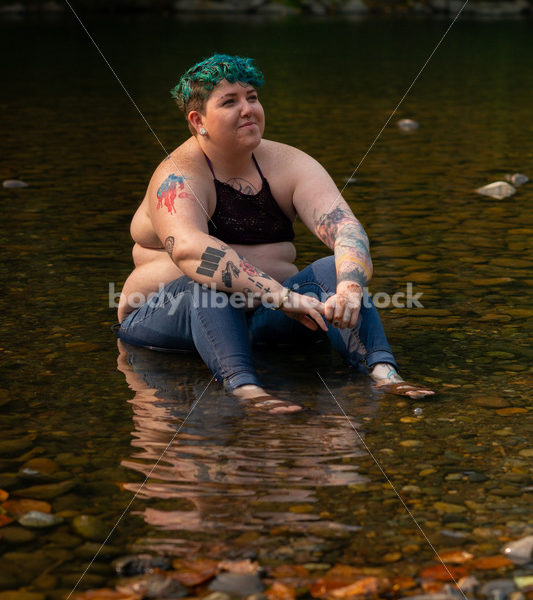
[117,340,372,555]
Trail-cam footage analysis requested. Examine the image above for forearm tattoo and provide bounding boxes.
[222,261,240,287]
[315,206,372,286]
[196,247,225,277]
[195,243,273,295]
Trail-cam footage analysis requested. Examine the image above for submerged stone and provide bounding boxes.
[0,525,36,544]
[434,501,467,514]
[13,479,76,499]
[505,173,529,186]
[209,573,264,596]
[480,579,516,599]
[502,535,533,565]
[75,542,123,560]
[397,118,419,131]
[471,396,510,409]
[2,179,29,188]
[21,457,59,476]
[0,438,33,456]
[476,181,516,199]
[18,510,63,528]
[71,514,109,541]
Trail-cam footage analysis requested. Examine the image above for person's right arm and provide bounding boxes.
[149,166,327,331]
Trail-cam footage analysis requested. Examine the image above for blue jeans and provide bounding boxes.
[117,256,398,391]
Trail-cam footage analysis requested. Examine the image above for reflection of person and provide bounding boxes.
[117,338,371,540]
[116,54,433,412]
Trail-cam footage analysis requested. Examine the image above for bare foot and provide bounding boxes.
[369,364,435,399]
[232,385,303,414]
[375,381,435,399]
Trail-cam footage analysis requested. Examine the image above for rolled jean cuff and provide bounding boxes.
[365,350,399,373]
[223,370,263,392]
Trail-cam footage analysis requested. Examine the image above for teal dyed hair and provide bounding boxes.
[170,53,264,113]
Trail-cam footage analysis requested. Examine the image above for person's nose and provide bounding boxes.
[240,99,252,117]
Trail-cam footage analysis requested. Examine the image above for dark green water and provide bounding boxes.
[1,13,532,597]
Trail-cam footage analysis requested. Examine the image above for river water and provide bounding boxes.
[1,12,532,597]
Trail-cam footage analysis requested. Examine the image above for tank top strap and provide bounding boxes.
[251,153,265,180]
[203,152,216,179]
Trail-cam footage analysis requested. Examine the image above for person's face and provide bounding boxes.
[199,79,265,150]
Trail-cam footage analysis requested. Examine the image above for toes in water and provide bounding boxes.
[377,382,436,399]
[243,395,304,414]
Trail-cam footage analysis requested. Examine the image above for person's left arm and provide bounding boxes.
[291,149,372,329]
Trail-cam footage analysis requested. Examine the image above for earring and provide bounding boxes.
[199,127,207,136]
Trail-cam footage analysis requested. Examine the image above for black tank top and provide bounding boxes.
[204,153,295,245]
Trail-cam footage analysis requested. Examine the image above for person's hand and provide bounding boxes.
[271,288,327,332]
[324,281,363,329]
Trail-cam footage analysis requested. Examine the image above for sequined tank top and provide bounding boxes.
[205,153,295,245]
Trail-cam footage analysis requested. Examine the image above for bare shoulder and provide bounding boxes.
[148,137,210,198]
[257,139,326,180]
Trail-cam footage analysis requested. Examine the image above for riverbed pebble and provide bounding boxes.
[397,119,419,131]
[71,514,109,541]
[0,525,36,544]
[502,535,533,565]
[476,181,516,199]
[505,173,529,186]
[18,510,63,528]
[13,479,76,499]
[209,572,264,596]
[2,179,29,189]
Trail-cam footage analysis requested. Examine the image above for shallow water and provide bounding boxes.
[1,12,532,596]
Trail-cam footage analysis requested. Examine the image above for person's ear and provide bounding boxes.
[188,111,205,136]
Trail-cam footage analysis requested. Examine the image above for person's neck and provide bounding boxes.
[198,138,256,178]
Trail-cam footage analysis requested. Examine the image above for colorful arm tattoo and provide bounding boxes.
[315,206,372,287]
[156,174,192,215]
[194,244,273,295]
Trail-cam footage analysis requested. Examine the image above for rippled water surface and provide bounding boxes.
[1,13,532,596]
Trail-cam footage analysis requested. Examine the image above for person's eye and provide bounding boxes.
[222,99,234,106]
[248,95,258,101]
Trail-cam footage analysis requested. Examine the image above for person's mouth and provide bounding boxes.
[239,122,256,129]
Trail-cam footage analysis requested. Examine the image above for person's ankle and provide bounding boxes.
[369,363,403,383]
[232,384,267,399]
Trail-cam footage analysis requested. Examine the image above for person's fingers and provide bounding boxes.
[333,299,345,326]
[324,297,336,323]
[301,315,319,331]
[348,307,360,329]
[310,309,328,331]
[338,305,352,328]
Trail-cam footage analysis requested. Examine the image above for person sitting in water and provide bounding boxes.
[116,53,434,413]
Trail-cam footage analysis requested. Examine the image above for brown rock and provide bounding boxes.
[468,555,514,570]
[471,396,510,409]
[266,582,296,600]
[2,498,52,516]
[419,564,468,581]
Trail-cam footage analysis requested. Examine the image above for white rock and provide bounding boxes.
[502,535,533,565]
[397,118,419,131]
[505,173,529,186]
[475,181,516,200]
[3,179,29,188]
[18,510,64,528]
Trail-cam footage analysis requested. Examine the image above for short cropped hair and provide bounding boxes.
[170,53,264,135]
